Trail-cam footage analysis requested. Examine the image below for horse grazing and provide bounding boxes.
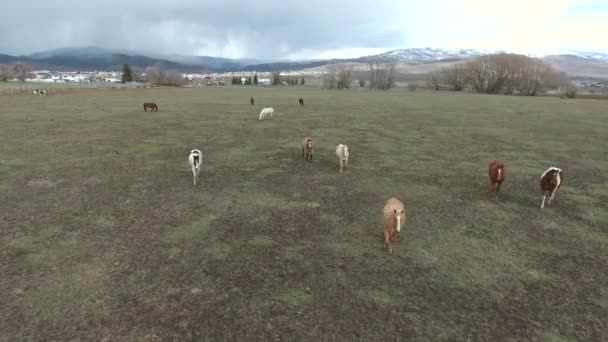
[250,96,255,106]
[383,198,406,254]
[259,107,274,120]
[298,98,304,106]
[488,160,505,200]
[540,167,564,208]
[143,103,158,112]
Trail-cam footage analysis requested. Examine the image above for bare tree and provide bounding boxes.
[11,62,32,81]
[165,70,187,86]
[145,64,167,85]
[520,58,558,95]
[441,64,468,91]
[145,64,186,86]
[466,54,559,95]
[368,62,396,90]
[131,66,146,83]
[322,64,352,89]
[426,71,441,90]
[322,64,338,89]
[0,64,12,82]
[465,54,513,94]
[337,65,352,89]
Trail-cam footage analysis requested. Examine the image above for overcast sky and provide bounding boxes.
[1,0,607,59]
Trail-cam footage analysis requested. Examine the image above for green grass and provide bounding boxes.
[1,86,607,341]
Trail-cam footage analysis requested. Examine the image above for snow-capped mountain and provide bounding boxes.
[566,50,608,61]
[374,47,504,61]
[371,47,608,62]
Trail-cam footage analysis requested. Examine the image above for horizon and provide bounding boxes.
[2,45,608,62]
[1,0,607,60]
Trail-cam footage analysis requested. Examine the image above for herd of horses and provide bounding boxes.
[141,96,565,253]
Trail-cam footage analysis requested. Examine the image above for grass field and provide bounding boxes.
[1,87,607,341]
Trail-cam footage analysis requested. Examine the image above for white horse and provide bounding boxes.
[259,107,274,120]
[188,149,202,185]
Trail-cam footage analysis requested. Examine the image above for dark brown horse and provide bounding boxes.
[250,96,255,105]
[298,98,304,106]
[143,103,158,112]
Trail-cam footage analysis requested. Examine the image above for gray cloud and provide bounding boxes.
[0,0,406,58]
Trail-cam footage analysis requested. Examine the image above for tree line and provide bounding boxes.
[321,62,396,90]
[0,63,33,82]
[427,53,571,95]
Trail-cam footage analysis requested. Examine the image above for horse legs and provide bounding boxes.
[384,230,392,254]
[540,195,546,208]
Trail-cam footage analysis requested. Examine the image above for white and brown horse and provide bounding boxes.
[540,167,564,208]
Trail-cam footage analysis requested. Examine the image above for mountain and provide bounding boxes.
[372,47,499,61]
[1,46,608,78]
[566,51,608,62]
[4,46,257,72]
[543,54,608,78]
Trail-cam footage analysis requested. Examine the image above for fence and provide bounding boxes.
[0,82,149,95]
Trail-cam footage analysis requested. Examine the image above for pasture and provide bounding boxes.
[1,87,607,341]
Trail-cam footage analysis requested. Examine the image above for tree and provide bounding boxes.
[564,86,577,98]
[323,64,353,89]
[253,74,258,85]
[121,64,133,83]
[131,66,145,82]
[337,65,352,89]
[465,54,561,95]
[409,84,417,91]
[359,79,366,87]
[11,62,32,82]
[146,64,167,85]
[323,64,338,89]
[440,64,468,91]
[426,71,441,90]
[300,77,305,85]
[368,62,396,90]
[145,64,185,86]
[0,64,12,82]
[165,70,186,86]
[272,72,281,85]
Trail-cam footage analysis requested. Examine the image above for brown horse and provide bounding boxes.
[143,103,158,112]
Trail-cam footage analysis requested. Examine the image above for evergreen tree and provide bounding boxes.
[272,72,281,85]
[121,64,133,83]
[253,74,258,85]
[300,77,305,85]
[248,76,253,85]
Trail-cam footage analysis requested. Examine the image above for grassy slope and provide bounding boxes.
[1,87,607,341]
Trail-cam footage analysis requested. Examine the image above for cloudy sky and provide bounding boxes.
[1,0,606,59]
